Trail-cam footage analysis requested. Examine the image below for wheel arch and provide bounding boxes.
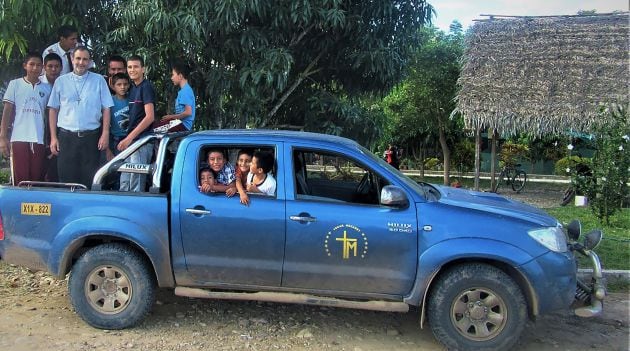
[419,258,539,329]
[49,217,174,287]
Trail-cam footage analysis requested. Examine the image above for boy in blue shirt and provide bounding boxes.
[106,73,130,161]
[156,62,195,132]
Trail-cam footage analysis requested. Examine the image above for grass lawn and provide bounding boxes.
[546,206,630,271]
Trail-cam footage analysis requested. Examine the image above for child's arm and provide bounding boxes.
[235,179,250,205]
[211,181,235,193]
[162,105,192,122]
[246,181,262,194]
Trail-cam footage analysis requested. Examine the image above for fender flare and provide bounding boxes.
[404,238,540,324]
[48,216,174,287]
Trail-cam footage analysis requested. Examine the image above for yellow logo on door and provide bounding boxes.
[324,224,368,259]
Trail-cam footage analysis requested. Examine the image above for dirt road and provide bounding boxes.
[0,262,627,351]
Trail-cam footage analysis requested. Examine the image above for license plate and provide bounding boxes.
[21,203,52,216]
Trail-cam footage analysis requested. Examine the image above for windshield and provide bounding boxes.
[357,145,440,201]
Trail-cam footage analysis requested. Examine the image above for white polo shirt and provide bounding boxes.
[42,42,72,75]
[247,172,277,196]
[47,72,114,131]
[2,78,52,144]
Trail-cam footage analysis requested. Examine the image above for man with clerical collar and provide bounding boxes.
[47,47,113,188]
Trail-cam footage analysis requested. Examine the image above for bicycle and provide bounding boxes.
[493,163,527,193]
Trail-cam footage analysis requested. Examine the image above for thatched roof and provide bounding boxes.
[455,13,629,136]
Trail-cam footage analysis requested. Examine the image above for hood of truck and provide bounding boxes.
[433,185,557,227]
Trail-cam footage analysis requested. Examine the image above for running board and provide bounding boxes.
[174,287,409,313]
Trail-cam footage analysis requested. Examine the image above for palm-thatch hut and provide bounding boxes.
[455,12,629,188]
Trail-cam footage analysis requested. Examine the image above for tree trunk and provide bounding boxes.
[438,126,450,185]
[490,129,497,191]
[474,126,481,191]
[420,148,425,180]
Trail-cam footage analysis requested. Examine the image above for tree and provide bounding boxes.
[381,23,464,184]
[1,1,434,142]
[103,0,434,133]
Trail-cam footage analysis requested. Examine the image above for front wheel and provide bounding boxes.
[427,264,527,351]
[511,170,527,193]
[68,243,156,329]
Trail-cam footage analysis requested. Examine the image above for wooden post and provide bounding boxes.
[474,125,481,191]
[490,129,497,191]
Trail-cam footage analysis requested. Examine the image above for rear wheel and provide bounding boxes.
[68,243,156,329]
[427,264,527,351]
[511,170,527,193]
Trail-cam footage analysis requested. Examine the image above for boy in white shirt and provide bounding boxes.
[0,53,52,185]
[246,151,276,196]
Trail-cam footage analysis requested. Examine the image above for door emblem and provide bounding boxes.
[324,224,368,259]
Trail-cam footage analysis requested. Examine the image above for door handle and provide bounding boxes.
[290,215,316,222]
[186,208,211,215]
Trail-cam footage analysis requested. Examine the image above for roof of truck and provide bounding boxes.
[189,129,360,148]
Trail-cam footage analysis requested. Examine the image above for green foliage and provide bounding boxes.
[546,206,629,270]
[380,24,464,182]
[554,156,591,176]
[1,0,434,147]
[0,168,9,184]
[499,141,528,167]
[423,157,441,171]
[451,139,475,174]
[583,105,630,224]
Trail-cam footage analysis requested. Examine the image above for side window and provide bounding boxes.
[197,145,277,198]
[293,149,387,205]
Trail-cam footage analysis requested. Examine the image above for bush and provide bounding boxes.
[499,141,528,167]
[0,168,9,184]
[451,139,475,174]
[423,157,441,171]
[554,156,591,176]
[583,104,630,224]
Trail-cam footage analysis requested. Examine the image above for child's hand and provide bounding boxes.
[246,182,259,193]
[200,183,213,193]
[239,193,250,206]
[226,187,236,197]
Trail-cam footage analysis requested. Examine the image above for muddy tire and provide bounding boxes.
[427,263,527,351]
[68,243,156,329]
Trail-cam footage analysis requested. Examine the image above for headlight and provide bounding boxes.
[528,226,568,252]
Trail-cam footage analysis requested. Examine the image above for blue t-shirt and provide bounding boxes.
[128,79,156,139]
[175,83,195,130]
[110,95,130,138]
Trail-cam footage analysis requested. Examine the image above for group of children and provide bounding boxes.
[199,148,276,206]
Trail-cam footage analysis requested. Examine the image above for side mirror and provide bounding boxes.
[381,185,408,208]
[583,229,603,250]
[566,220,581,241]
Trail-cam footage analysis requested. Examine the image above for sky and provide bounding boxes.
[431,0,629,31]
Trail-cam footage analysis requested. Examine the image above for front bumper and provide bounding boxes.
[573,250,605,318]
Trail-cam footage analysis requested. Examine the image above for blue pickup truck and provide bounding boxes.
[0,130,604,350]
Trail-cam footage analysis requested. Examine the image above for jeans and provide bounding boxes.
[119,143,153,192]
